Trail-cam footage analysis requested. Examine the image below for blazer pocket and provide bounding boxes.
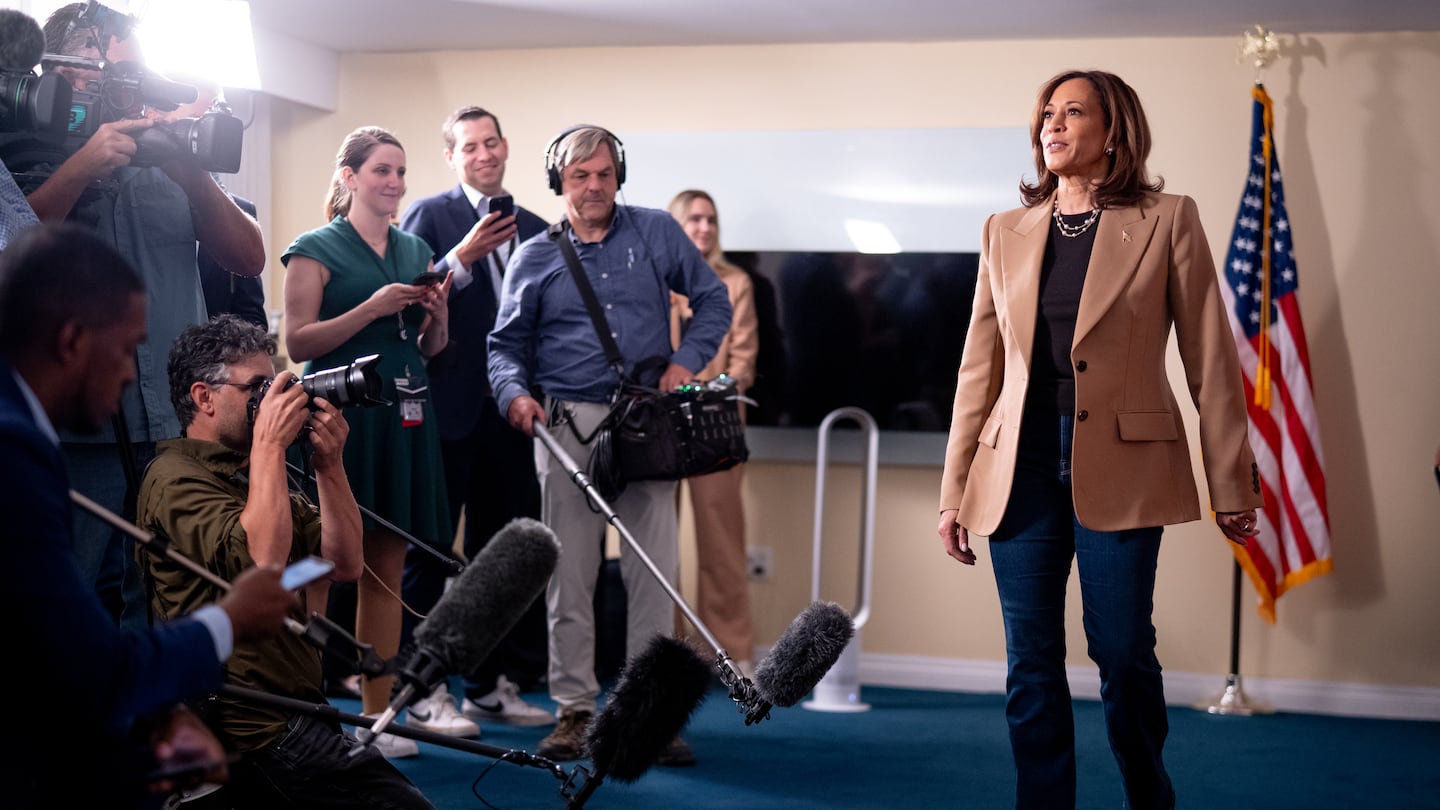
[1116,409,1179,441]
[978,416,1003,449]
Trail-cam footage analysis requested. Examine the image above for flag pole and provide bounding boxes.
[1195,560,1272,715]
[1193,24,1284,718]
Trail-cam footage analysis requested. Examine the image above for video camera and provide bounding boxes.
[0,1,243,173]
[247,355,391,430]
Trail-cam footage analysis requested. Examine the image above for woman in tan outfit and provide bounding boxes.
[936,71,1262,808]
[668,189,758,672]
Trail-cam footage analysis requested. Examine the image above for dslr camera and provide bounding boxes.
[247,355,390,431]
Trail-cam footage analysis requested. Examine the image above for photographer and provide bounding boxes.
[136,314,432,809]
[29,3,264,629]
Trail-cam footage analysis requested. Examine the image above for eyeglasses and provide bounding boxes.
[214,377,272,395]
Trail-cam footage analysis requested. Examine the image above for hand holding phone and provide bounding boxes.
[411,271,447,286]
[488,194,514,219]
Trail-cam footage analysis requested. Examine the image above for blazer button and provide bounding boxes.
[1076,360,1088,372]
[1077,410,1089,421]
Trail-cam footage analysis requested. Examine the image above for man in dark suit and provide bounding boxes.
[0,224,294,808]
[397,106,551,731]
[198,194,268,330]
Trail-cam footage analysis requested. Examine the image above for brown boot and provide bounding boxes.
[536,708,593,761]
[656,735,696,767]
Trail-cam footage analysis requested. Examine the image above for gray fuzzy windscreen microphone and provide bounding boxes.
[413,517,559,673]
[0,9,45,71]
[753,601,854,708]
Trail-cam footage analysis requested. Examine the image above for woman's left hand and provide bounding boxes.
[1215,510,1259,546]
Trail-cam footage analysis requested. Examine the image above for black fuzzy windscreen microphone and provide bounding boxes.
[585,635,711,782]
[0,9,45,72]
[753,601,854,709]
[356,518,559,749]
[413,517,559,675]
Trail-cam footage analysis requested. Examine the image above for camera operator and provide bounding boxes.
[136,314,432,809]
[30,3,265,630]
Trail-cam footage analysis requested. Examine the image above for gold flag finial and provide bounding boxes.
[1238,25,1281,84]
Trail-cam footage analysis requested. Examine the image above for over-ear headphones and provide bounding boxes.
[543,124,626,195]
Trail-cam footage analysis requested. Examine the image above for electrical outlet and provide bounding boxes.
[747,546,773,583]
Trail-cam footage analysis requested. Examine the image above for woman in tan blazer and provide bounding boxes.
[936,71,1263,810]
[669,189,759,675]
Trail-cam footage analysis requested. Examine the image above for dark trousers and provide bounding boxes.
[185,715,432,809]
[988,412,1173,810]
[401,399,547,694]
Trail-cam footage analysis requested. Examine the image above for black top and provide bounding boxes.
[1028,210,1100,415]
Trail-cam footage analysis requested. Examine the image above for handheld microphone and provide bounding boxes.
[746,601,854,724]
[0,10,44,72]
[585,635,711,782]
[355,518,560,750]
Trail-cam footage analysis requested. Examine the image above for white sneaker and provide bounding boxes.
[406,683,480,737]
[358,714,420,759]
[462,675,554,727]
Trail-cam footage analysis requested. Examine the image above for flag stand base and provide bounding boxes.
[1194,673,1272,716]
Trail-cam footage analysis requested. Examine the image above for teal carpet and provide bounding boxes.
[338,684,1440,809]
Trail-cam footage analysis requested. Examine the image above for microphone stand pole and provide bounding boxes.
[69,489,389,679]
[219,685,604,808]
[286,461,464,575]
[532,423,763,718]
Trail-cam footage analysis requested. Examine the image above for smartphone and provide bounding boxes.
[410,270,447,286]
[488,194,514,219]
[281,556,335,590]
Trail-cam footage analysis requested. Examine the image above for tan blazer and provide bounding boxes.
[939,192,1262,535]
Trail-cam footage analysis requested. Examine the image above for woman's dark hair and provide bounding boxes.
[1019,69,1163,209]
[324,126,404,220]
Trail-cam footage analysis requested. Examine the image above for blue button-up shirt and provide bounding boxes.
[488,204,731,414]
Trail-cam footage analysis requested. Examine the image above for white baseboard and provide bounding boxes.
[847,653,1440,722]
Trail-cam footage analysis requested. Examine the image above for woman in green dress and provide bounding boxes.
[282,126,452,752]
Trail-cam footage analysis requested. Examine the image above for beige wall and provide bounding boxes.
[267,33,1440,692]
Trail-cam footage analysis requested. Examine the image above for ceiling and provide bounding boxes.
[244,0,1440,53]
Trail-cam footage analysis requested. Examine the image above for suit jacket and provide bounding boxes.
[0,359,222,804]
[939,192,1262,535]
[198,194,267,329]
[399,186,548,439]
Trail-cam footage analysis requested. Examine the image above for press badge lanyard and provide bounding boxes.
[352,220,428,428]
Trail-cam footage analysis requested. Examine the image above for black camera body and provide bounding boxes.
[247,355,390,430]
[56,56,244,174]
[1,57,244,175]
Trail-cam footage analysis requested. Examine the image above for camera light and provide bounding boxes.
[133,0,260,91]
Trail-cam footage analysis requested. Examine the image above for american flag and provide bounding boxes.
[1219,84,1334,622]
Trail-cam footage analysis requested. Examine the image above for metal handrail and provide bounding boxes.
[810,407,877,630]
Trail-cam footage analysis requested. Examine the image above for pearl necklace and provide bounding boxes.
[1052,200,1100,238]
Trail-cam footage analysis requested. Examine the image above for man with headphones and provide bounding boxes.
[488,125,731,766]
[397,106,553,736]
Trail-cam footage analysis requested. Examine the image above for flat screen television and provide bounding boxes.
[725,250,979,433]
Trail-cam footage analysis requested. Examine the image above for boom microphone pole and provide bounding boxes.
[69,489,389,678]
[532,422,853,727]
[285,460,463,574]
[219,685,606,808]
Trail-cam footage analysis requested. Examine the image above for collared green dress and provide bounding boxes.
[282,216,452,549]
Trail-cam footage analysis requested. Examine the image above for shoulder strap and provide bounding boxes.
[548,221,626,380]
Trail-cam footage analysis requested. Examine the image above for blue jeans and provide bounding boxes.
[988,413,1174,810]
